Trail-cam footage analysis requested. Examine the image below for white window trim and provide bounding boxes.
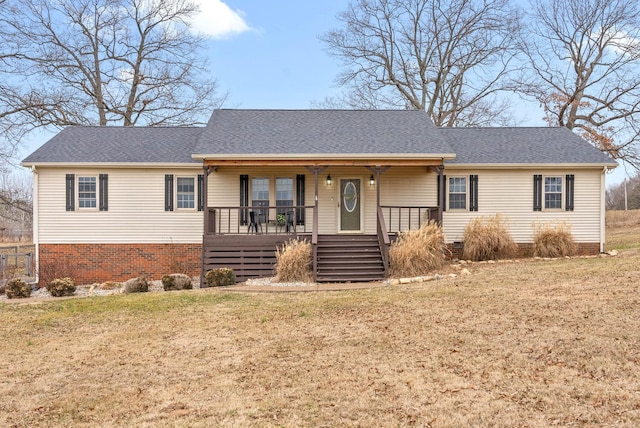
[543,175,563,211]
[447,176,468,211]
[175,175,197,211]
[77,175,98,211]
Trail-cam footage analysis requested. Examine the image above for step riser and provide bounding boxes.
[316,235,385,282]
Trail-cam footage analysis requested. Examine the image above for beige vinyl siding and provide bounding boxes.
[442,168,604,243]
[36,167,203,244]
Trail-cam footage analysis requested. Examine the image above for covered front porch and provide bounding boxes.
[200,161,445,283]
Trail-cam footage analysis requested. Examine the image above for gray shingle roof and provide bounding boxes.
[194,109,453,156]
[22,126,204,164]
[441,127,616,165]
[21,110,617,167]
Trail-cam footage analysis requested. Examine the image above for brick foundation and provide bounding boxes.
[39,243,202,285]
[447,242,601,260]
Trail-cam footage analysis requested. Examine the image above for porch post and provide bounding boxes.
[313,168,319,283]
[201,165,215,287]
[438,165,444,225]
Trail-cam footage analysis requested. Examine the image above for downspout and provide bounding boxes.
[31,165,39,285]
[600,166,607,253]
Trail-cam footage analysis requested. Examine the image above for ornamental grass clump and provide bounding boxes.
[6,278,31,299]
[389,220,447,278]
[206,268,236,287]
[274,239,312,282]
[463,214,517,261]
[534,222,576,258]
[46,277,76,297]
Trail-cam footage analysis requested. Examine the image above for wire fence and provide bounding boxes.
[0,244,36,283]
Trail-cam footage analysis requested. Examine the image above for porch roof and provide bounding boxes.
[193,109,456,163]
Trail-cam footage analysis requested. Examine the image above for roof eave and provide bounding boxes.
[21,161,202,169]
[444,162,618,169]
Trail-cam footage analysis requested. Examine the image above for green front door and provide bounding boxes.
[340,178,361,231]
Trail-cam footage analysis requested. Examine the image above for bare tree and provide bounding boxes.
[0,0,225,140]
[321,0,522,126]
[517,0,640,166]
[0,171,32,241]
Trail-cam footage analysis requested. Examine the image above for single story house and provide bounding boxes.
[22,109,617,284]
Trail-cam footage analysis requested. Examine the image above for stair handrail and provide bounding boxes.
[377,206,390,276]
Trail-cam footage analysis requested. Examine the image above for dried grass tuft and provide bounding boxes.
[275,239,312,282]
[463,214,517,261]
[389,220,447,278]
[534,222,576,258]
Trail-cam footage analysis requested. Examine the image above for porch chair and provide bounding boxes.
[248,210,262,233]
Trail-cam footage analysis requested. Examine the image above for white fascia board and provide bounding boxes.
[20,162,203,169]
[444,162,618,170]
[191,153,457,161]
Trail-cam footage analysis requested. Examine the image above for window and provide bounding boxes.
[177,177,195,209]
[448,177,467,210]
[65,174,108,211]
[544,176,562,209]
[534,174,574,211]
[164,174,204,212]
[276,177,293,215]
[252,177,269,221]
[78,176,97,208]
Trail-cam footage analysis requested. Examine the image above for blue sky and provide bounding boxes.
[18,0,626,185]
[199,0,348,109]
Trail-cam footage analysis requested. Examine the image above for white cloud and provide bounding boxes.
[189,0,252,39]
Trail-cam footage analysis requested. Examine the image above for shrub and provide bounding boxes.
[123,276,149,293]
[389,220,447,278]
[6,278,31,299]
[162,273,193,291]
[534,222,576,258]
[462,214,517,261]
[37,256,78,289]
[206,268,236,287]
[274,239,312,282]
[47,277,76,297]
[0,282,5,295]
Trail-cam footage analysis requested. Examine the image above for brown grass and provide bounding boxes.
[533,222,576,257]
[462,214,517,261]
[1,221,640,427]
[274,239,312,282]
[389,220,447,277]
[606,209,640,250]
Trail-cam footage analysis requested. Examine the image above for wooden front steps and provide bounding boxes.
[316,234,386,282]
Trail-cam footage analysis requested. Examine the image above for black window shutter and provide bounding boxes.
[533,174,542,211]
[99,174,108,211]
[565,174,574,211]
[296,174,305,225]
[165,174,174,212]
[240,174,249,225]
[65,174,75,211]
[470,175,478,212]
[442,174,447,212]
[197,174,205,211]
